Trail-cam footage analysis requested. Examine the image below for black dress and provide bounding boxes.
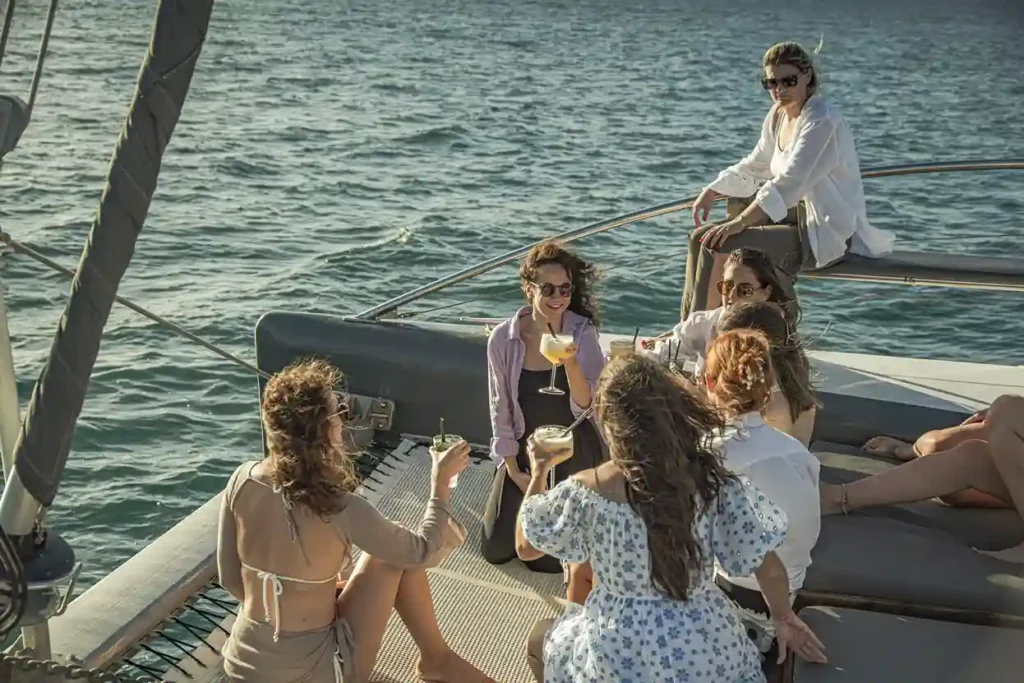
[480,366,605,573]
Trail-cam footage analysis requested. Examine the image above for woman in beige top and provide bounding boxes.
[217,359,493,683]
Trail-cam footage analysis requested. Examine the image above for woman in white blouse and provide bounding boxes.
[681,41,895,318]
[704,328,822,663]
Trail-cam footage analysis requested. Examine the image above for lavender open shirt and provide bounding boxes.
[486,306,605,465]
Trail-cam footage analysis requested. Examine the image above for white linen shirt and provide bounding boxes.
[714,412,821,595]
[707,95,895,268]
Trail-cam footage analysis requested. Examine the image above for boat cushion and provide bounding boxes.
[805,251,1024,290]
[805,442,1024,616]
[794,606,1024,682]
[813,441,1024,550]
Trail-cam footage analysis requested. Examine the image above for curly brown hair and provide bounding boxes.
[705,329,776,419]
[595,354,735,601]
[261,358,360,520]
[716,301,820,422]
[519,239,600,328]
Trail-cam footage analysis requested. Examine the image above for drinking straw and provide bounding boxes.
[559,405,595,437]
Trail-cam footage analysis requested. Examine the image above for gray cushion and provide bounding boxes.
[794,606,1024,682]
[809,441,1024,616]
[813,441,1024,550]
[805,514,1024,616]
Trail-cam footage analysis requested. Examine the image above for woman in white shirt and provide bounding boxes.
[681,41,895,318]
[704,328,822,664]
[666,248,798,374]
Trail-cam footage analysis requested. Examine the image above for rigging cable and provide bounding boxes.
[1,233,271,382]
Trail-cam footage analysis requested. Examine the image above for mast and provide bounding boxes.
[0,0,214,662]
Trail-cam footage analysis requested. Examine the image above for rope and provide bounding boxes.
[0,232,271,381]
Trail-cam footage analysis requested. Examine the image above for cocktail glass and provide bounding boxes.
[609,338,634,360]
[432,433,466,489]
[533,424,574,488]
[538,332,574,395]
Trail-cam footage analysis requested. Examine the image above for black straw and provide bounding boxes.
[631,326,640,347]
[546,322,557,336]
[439,417,445,442]
[673,339,682,361]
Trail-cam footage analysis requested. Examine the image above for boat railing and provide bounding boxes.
[354,159,1024,322]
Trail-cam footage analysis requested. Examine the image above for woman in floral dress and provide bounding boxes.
[515,354,826,682]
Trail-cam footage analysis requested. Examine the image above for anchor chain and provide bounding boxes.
[0,653,129,682]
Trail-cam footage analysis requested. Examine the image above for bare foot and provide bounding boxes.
[417,650,495,683]
[819,484,847,516]
[863,436,917,462]
[975,542,1024,565]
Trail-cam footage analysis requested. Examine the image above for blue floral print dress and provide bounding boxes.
[520,476,787,683]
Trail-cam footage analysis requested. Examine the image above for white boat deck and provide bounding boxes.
[596,331,1024,412]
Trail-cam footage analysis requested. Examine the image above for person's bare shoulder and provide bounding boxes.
[573,462,628,504]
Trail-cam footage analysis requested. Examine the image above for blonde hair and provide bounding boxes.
[763,40,823,95]
[705,329,775,418]
[261,358,360,520]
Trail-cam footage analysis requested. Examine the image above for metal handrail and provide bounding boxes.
[354,159,1024,321]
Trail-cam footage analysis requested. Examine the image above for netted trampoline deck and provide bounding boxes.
[166,441,565,683]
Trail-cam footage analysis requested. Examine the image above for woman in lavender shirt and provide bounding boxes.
[482,240,605,579]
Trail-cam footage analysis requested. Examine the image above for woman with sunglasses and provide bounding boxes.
[681,41,895,319]
[218,359,492,683]
[482,240,605,592]
[663,248,794,376]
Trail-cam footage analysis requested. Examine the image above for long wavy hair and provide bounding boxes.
[519,239,600,328]
[261,358,360,520]
[704,329,777,419]
[595,354,734,600]
[725,247,800,325]
[717,301,820,421]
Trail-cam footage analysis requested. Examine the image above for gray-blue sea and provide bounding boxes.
[0,0,1021,589]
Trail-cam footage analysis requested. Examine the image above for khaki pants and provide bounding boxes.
[680,197,814,319]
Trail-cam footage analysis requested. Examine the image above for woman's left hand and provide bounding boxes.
[701,220,746,250]
[774,611,828,664]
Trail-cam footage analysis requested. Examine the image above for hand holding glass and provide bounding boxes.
[430,435,469,489]
[529,425,575,470]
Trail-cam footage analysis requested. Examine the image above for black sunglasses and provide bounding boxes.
[761,72,803,91]
[533,282,573,298]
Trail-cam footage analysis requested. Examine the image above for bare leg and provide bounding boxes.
[820,439,1011,515]
[863,422,988,461]
[566,562,594,606]
[526,618,554,683]
[337,554,493,683]
[977,395,1024,563]
[917,421,987,456]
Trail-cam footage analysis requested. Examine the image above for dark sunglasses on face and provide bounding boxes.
[534,282,573,298]
[717,280,762,299]
[761,72,802,91]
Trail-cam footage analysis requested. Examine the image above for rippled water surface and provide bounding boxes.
[0,0,1022,587]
